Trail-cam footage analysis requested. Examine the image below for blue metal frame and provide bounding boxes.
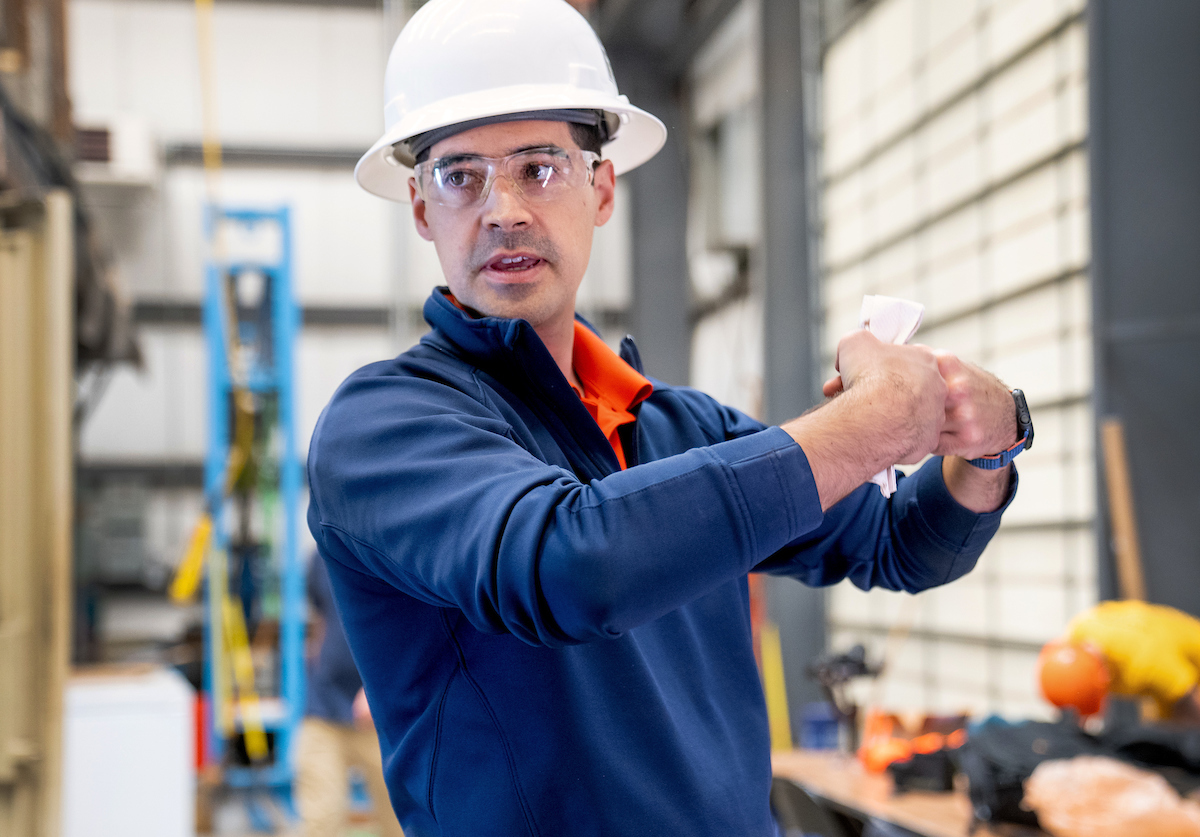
[202,206,303,800]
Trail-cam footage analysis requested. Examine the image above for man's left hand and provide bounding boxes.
[929,350,1017,460]
[925,349,1019,513]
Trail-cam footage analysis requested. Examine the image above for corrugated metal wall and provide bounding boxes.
[821,0,1094,717]
[0,192,74,837]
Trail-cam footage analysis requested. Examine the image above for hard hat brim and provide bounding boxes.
[354,87,667,203]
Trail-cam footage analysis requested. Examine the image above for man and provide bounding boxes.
[1039,600,1200,723]
[296,556,404,837]
[307,1,1029,834]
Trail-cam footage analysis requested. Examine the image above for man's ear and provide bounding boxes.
[593,160,616,228]
[410,177,434,241]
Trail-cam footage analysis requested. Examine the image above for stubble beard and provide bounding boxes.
[460,229,571,326]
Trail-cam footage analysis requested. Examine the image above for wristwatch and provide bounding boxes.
[967,389,1033,470]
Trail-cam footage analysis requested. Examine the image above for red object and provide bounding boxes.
[195,692,210,769]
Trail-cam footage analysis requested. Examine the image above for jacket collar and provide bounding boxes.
[421,287,583,404]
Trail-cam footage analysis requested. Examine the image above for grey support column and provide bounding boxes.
[1089,0,1200,615]
[607,48,691,386]
[761,0,825,730]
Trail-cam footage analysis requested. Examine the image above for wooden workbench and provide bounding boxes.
[772,749,1047,837]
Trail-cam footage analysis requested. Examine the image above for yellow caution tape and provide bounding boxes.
[222,593,269,762]
[760,622,794,753]
[169,514,213,603]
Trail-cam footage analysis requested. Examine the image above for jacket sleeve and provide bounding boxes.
[754,457,1016,591]
[667,386,1015,593]
[307,372,824,648]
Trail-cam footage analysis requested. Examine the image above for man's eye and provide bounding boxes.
[520,162,556,183]
[440,168,482,189]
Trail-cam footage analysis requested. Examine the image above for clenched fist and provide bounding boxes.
[930,350,1018,460]
[826,330,948,466]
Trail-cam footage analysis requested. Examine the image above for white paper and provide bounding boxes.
[859,295,925,497]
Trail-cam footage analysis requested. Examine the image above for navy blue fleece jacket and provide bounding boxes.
[306,289,1014,837]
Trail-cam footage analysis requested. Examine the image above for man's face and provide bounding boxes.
[410,120,616,331]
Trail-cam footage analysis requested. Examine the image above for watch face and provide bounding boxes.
[1012,389,1033,449]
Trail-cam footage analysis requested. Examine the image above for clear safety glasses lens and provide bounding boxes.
[416,148,600,208]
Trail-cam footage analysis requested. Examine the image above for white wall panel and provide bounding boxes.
[690,295,764,420]
[80,327,208,460]
[69,0,384,147]
[822,1,1094,719]
[160,166,392,305]
[578,179,633,314]
[70,0,203,140]
[80,325,393,464]
[690,0,759,128]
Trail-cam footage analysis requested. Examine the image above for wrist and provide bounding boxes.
[782,384,913,510]
[967,389,1032,470]
[943,455,1014,513]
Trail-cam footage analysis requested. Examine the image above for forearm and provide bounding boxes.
[781,396,890,511]
[756,456,1006,591]
[942,455,1013,513]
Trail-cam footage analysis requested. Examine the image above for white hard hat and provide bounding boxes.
[354,0,668,202]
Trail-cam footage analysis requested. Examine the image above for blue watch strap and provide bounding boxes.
[967,430,1030,470]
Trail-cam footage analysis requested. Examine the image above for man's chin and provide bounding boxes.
[460,287,551,324]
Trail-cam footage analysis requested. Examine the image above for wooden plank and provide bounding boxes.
[772,749,1046,837]
[1100,418,1146,601]
[37,190,74,837]
[0,224,36,788]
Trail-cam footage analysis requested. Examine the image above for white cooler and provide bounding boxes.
[62,666,195,837]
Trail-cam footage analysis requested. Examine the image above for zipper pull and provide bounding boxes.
[618,335,644,374]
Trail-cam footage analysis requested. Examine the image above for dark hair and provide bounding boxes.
[412,118,605,164]
[568,121,603,155]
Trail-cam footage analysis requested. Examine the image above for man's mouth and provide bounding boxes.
[484,254,545,273]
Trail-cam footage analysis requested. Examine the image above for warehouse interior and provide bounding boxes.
[3,0,1200,834]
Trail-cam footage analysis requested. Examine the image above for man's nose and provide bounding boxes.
[480,175,533,230]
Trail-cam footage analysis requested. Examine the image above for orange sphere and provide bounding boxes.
[1037,639,1111,716]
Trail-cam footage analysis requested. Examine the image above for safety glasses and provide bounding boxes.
[413,147,601,208]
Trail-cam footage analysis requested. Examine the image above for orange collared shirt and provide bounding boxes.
[570,322,653,469]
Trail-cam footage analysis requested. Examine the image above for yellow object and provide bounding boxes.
[1065,601,1200,717]
[168,391,253,603]
[193,0,222,192]
[169,514,213,603]
[222,593,269,762]
[759,622,793,752]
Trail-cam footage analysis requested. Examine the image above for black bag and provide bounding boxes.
[888,749,957,793]
[1101,723,1200,796]
[952,720,1105,828]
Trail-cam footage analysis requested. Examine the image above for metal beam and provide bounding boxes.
[133,299,392,328]
[761,0,826,735]
[164,144,362,169]
[77,461,206,489]
[664,0,743,75]
[608,47,691,385]
[1089,0,1200,614]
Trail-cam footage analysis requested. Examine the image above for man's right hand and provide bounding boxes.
[831,330,948,464]
[782,329,947,510]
